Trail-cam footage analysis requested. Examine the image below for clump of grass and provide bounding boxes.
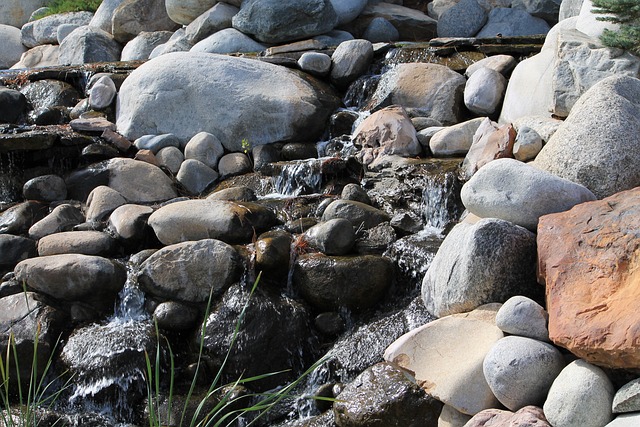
[34,0,103,19]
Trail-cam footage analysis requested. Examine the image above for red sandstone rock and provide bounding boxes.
[461,118,515,179]
[465,406,550,427]
[538,187,640,369]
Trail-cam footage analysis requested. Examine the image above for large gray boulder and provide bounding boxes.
[148,199,276,245]
[0,235,37,270]
[111,0,178,43]
[533,75,640,199]
[429,117,485,157]
[0,0,49,27]
[28,204,85,240]
[543,360,614,427]
[495,296,549,341]
[166,0,217,26]
[330,39,374,89]
[352,3,437,41]
[329,0,367,25]
[0,25,26,69]
[59,26,122,65]
[422,218,538,318]
[232,0,338,44]
[138,239,242,303]
[116,52,339,150]
[190,28,266,54]
[436,0,487,38]
[511,0,562,24]
[321,199,390,230]
[483,336,565,411]
[368,63,466,125]
[550,28,640,118]
[120,31,172,61]
[14,254,126,313]
[461,158,596,230]
[21,11,93,48]
[184,2,238,44]
[464,67,507,116]
[37,230,118,257]
[476,8,550,37]
[89,0,125,33]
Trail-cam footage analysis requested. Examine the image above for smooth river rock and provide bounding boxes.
[116,52,339,151]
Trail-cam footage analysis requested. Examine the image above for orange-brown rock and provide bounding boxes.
[538,187,640,370]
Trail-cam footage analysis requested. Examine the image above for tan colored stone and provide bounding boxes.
[460,118,515,179]
[384,304,503,415]
[538,187,640,369]
[465,406,551,426]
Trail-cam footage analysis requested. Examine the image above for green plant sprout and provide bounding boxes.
[241,139,251,155]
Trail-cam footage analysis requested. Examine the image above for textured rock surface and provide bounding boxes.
[422,218,539,318]
[321,199,390,230]
[116,52,339,150]
[476,7,550,37]
[461,158,596,230]
[429,117,485,157]
[613,378,640,414]
[543,360,614,427]
[436,0,487,38]
[483,336,565,411]
[384,304,503,415]
[460,119,515,180]
[111,0,178,43]
[21,11,93,48]
[538,187,640,369]
[333,362,443,427]
[465,406,551,427]
[0,24,26,69]
[495,296,549,341]
[533,75,640,199]
[464,67,507,116]
[330,39,374,89]
[368,63,466,125]
[59,26,122,65]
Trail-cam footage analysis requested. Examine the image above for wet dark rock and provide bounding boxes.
[20,79,80,112]
[0,292,67,395]
[22,174,66,202]
[281,142,319,161]
[199,283,315,391]
[315,312,346,338]
[80,142,120,162]
[138,239,242,304]
[0,201,48,235]
[70,117,117,133]
[285,217,319,233]
[293,253,393,312]
[28,203,85,240]
[37,230,119,257]
[153,301,200,331]
[341,183,371,205]
[0,234,37,269]
[14,254,127,314]
[355,222,397,254]
[333,362,443,427]
[0,87,28,124]
[330,110,359,138]
[29,106,70,125]
[304,218,356,255]
[255,229,293,276]
[321,199,390,231]
[252,144,281,172]
[61,320,158,421]
[0,130,58,152]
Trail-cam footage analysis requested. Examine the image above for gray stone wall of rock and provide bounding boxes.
[533,75,640,199]
[116,52,339,150]
[421,218,539,317]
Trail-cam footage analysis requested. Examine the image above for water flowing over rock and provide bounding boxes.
[116,52,339,150]
[538,187,640,370]
[293,253,393,312]
[148,199,276,245]
[232,0,338,44]
[461,158,596,230]
[422,218,539,318]
[333,362,443,427]
[199,283,314,391]
[137,238,242,303]
[533,75,640,199]
[384,304,503,415]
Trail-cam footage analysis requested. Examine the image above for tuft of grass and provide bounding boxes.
[145,272,331,427]
[34,0,103,19]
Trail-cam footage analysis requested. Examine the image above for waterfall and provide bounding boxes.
[273,160,323,197]
[420,169,462,234]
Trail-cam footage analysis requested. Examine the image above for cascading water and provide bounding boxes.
[420,170,462,234]
[60,263,156,425]
[273,160,323,197]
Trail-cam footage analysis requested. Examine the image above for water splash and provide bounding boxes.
[420,171,461,233]
[110,264,148,322]
[274,160,322,197]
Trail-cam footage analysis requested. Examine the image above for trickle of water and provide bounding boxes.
[0,152,22,204]
[274,160,322,197]
[110,264,148,322]
[420,171,461,233]
[343,74,382,110]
